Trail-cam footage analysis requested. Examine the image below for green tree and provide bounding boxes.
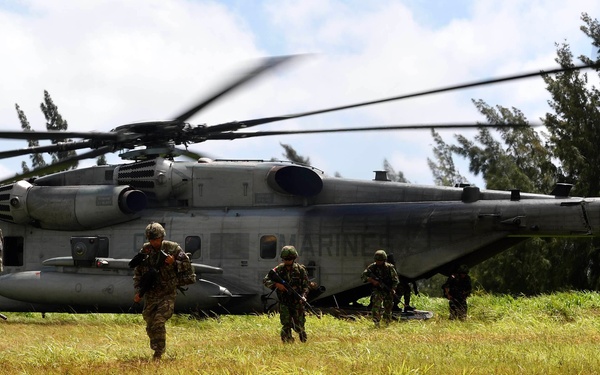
[16,91,79,174]
[543,14,600,198]
[40,90,78,165]
[96,154,107,166]
[279,142,310,165]
[383,159,409,183]
[453,101,556,194]
[427,129,468,186]
[15,104,46,173]
[276,143,345,177]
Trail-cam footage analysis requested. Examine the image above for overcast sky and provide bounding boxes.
[1,0,599,187]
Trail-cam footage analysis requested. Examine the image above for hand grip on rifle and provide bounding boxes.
[367,270,394,294]
[268,269,321,319]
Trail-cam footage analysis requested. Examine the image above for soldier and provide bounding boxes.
[396,276,416,313]
[361,250,399,326]
[263,245,310,343]
[132,222,196,360]
[386,253,416,313]
[442,264,472,320]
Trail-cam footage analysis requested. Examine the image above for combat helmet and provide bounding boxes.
[280,245,298,259]
[457,264,469,274]
[145,222,166,240]
[374,249,387,261]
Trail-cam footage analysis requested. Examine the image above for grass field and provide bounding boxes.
[1,292,599,374]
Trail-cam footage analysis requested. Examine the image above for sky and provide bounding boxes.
[1,0,599,187]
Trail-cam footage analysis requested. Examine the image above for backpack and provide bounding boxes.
[176,252,197,286]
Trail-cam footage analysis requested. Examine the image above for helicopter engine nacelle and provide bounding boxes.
[114,158,188,202]
[0,180,147,230]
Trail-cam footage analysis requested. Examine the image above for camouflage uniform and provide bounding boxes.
[263,254,310,343]
[133,223,195,359]
[396,276,417,312]
[442,265,472,321]
[361,250,399,326]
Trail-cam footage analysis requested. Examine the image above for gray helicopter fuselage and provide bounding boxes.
[0,158,597,313]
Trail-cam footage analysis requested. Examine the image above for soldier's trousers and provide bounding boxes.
[280,303,306,342]
[449,299,468,320]
[371,290,394,324]
[143,294,176,355]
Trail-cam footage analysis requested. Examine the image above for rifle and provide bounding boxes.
[366,269,394,294]
[137,267,158,299]
[268,269,321,319]
[128,252,147,268]
[130,249,173,300]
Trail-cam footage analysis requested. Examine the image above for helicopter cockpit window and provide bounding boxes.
[185,236,201,260]
[260,235,277,259]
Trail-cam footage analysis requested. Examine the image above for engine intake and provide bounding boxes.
[266,165,323,197]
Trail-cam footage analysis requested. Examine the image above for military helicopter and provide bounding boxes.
[0,55,597,315]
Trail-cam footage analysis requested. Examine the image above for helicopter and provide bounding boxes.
[0,55,598,316]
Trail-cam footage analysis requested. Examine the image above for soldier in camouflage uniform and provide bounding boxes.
[361,250,399,326]
[442,264,472,321]
[133,222,196,360]
[263,245,310,343]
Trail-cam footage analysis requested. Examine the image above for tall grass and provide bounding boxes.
[1,292,599,374]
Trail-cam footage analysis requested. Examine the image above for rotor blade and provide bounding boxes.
[0,146,113,185]
[0,141,94,160]
[0,130,119,141]
[206,122,533,140]
[206,63,598,133]
[173,55,303,123]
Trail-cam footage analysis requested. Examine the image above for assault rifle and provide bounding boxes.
[268,269,321,319]
[366,269,395,293]
[137,267,158,298]
[129,250,167,300]
[366,269,406,312]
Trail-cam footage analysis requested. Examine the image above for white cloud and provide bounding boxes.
[0,0,599,188]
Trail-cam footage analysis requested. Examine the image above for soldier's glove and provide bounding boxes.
[275,283,287,292]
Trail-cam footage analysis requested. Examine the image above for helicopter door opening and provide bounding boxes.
[3,236,24,268]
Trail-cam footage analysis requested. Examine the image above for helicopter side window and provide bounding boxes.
[4,236,24,267]
[260,235,277,259]
[185,236,201,260]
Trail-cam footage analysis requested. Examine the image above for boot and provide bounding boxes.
[299,331,307,343]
